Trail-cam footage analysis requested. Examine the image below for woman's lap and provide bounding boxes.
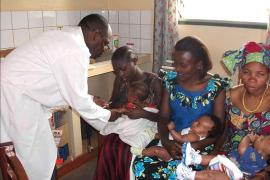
[94,134,132,180]
[133,155,178,180]
[132,139,215,179]
[133,139,178,179]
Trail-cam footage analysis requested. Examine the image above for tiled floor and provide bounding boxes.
[60,125,99,180]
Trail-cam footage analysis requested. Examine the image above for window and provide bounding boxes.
[178,0,270,25]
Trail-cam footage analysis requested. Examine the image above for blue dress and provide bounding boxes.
[230,147,267,178]
[133,72,230,180]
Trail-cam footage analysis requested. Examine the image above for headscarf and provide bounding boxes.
[222,42,270,75]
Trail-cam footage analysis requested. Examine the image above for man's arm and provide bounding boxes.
[51,52,111,131]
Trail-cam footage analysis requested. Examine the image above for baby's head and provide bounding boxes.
[191,115,222,138]
[254,135,270,160]
[127,81,149,103]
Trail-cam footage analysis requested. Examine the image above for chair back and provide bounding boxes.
[0,142,28,180]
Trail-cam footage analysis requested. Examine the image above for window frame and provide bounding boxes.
[178,19,267,30]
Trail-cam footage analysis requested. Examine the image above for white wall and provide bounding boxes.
[178,24,267,77]
[0,10,153,54]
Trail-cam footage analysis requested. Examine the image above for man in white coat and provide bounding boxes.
[0,14,119,180]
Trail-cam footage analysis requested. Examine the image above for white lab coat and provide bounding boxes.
[0,27,111,180]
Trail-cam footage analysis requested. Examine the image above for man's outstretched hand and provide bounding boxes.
[93,96,109,108]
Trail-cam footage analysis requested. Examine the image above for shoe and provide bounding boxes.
[176,163,195,180]
[209,155,243,180]
[182,142,201,166]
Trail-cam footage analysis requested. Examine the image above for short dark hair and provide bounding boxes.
[78,14,108,38]
[208,115,222,138]
[174,36,212,78]
[111,46,136,64]
[129,81,149,101]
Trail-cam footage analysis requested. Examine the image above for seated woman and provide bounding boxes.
[100,81,159,157]
[133,36,230,179]
[93,46,162,180]
[220,41,270,179]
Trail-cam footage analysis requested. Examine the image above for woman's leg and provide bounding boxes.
[133,139,178,180]
[176,163,230,180]
[195,170,230,180]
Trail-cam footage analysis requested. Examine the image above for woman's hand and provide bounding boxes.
[247,132,258,143]
[108,110,121,122]
[163,139,182,159]
[123,108,146,119]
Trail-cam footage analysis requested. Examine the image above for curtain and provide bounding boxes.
[266,9,270,45]
[153,0,180,72]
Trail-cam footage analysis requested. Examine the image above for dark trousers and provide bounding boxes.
[51,166,57,180]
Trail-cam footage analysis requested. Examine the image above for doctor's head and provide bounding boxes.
[79,14,112,59]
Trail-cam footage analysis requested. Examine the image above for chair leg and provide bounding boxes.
[7,156,28,180]
[0,142,28,180]
[0,147,10,180]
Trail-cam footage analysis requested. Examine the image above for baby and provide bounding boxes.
[142,115,222,161]
[100,81,158,155]
[230,133,269,178]
[168,115,221,142]
[177,133,270,180]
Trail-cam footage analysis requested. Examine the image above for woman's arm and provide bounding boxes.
[176,133,201,143]
[158,87,182,159]
[109,77,126,108]
[212,89,226,133]
[143,76,163,121]
[124,108,159,122]
[192,89,226,151]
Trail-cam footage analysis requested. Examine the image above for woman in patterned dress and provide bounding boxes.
[133,36,230,179]
[221,42,270,179]
[93,46,162,180]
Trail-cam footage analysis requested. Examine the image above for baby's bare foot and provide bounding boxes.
[143,146,171,161]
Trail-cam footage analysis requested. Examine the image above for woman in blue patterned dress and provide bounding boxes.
[133,36,230,179]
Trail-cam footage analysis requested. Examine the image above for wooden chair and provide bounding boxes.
[0,48,14,58]
[0,142,28,180]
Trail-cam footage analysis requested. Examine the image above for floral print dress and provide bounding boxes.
[222,95,270,154]
[133,72,230,179]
